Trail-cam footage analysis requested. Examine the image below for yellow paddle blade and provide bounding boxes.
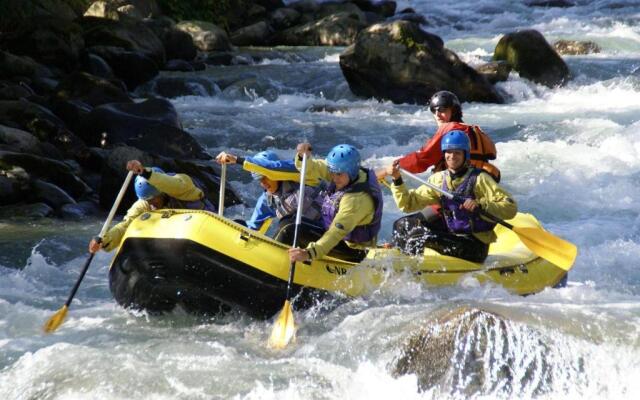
[513,226,578,271]
[43,305,69,333]
[268,300,296,349]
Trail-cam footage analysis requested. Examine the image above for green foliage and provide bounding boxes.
[156,0,248,30]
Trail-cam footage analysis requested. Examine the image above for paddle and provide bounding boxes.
[43,171,135,333]
[268,153,308,349]
[399,168,577,270]
[219,162,227,216]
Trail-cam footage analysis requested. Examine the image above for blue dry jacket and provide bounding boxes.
[244,155,301,231]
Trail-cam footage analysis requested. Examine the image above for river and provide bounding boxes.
[1,0,639,398]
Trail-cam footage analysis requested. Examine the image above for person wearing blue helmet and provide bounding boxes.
[215,150,324,234]
[89,159,214,253]
[288,143,384,263]
[383,131,516,262]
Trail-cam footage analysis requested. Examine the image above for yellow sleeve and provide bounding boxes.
[306,191,375,259]
[474,173,518,221]
[101,200,150,252]
[294,156,333,183]
[147,171,203,201]
[390,173,442,213]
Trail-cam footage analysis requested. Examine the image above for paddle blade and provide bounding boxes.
[513,226,578,271]
[43,305,69,333]
[268,300,296,349]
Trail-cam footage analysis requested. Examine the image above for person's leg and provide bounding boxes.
[274,216,324,248]
[418,232,489,262]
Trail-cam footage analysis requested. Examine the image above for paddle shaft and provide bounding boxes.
[62,171,134,308]
[400,168,511,228]
[218,163,227,216]
[284,153,308,300]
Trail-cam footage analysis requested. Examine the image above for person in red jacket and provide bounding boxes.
[377,90,501,233]
[378,90,500,182]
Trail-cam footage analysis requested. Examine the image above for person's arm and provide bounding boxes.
[100,200,151,252]
[246,192,276,231]
[146,171,203,201]
[305,192,374,259]
[397,131,446,173]
[294,155,333,182]
[473,173,518,220]
[390,174,441,213]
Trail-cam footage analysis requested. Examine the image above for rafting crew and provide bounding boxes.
[382,131,517,262]
[214,149,324,240]
[88,160,215,254]
[287,143,384,263]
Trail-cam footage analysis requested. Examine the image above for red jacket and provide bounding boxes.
[398,122,501,181]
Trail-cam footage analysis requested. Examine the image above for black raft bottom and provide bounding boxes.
[109,238,334,319]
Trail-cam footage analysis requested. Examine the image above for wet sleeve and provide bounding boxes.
[474,173,518,221]
[147,171,203,201]
[246,192,276,231]
[101,200,150,252]
[305,192,374,259]
[390,174,441,213]
[294,156,333,182]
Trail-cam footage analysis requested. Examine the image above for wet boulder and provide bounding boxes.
[0,124,47,156]
[176,21,232,52]
[493,29,570,87]
[84,0,161,20]
[553,39,601,55]
[0,17,85,73]
[54,71,132,107]
[353,0,396,17]
[81,16,166,68]
[340,21,503,104]
[271,12,367,46]
[231,22,273,47]
[80,52,116,80]
[0,151,91,199]
[135,76,218,98]
[0,202,54,219]
[79,98,209,159]
[32,179,77,209]
[476,61,512,84]
[0,100,89,160]
[0,51,55,81]
[269,8,301,30]
[392,307,553,394]
[99,145,144,212]
[0,82,34,101]
[87,46,159,90]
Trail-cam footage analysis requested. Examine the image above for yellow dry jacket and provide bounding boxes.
[390,168,517,244]
[101,170,204,251]
[295,157,376,259]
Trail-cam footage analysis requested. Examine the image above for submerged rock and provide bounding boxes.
[553,39,601,55]
[392,306,555,395]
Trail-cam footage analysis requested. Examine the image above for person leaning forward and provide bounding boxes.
[384,131,516,263]
[288,143,383,263]
[88,160,214,253]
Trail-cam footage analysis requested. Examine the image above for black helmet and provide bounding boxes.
[429,91,461,113]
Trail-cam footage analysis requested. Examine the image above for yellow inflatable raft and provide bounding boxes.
[109,210,571,317]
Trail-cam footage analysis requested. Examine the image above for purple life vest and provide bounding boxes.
[321,168,383,243]
[440,168,496,234]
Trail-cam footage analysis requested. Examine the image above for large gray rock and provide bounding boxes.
[392,307,554,394]
[0,124,46,155]
[84,0,161,20]
[0,202,53,219]
[493,29,570,87]
[176,21,232,52]
[32,179,77,208]
[231,22,273,47]
[135,76,218,98]
[269,7,301,30]
[476,61,512,84]
[340,21,503,104]
[0,0,80,31]
[271,12,367,46]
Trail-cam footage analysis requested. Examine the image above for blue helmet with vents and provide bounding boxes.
[441,130,470,160]
[134,167,164,200]
[326,144,360,180]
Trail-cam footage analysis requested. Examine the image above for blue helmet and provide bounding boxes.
[326,144,360,180]
[250,150,279,180]
[441,130,470,160]
[134,167,164,200]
